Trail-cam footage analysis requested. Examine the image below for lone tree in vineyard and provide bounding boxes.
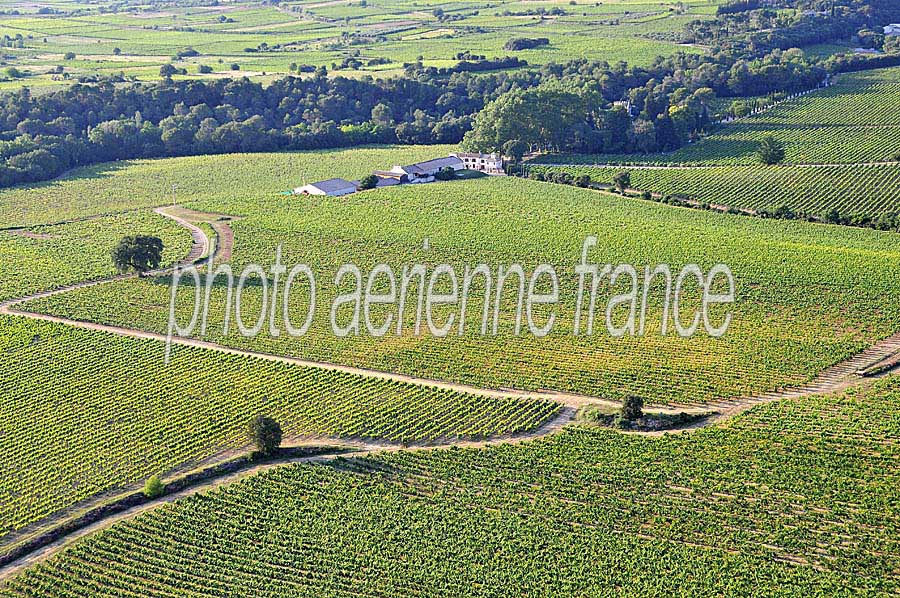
[757,135,786,165]
[248,415,283,457]
[112,235,164,277]
[613,170,631,193]
[621,395,644,421]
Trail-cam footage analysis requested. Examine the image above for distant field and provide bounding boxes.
[0,315,558,540]
[24,168,900,406]
[534,66,900,166]
[6,378,897,596]
[532,163,900,217]
[0,0,713,89]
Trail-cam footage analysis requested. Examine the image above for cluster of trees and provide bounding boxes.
[498,7,566,17]
[684,0,900,57]
[0,72,483,186]
[461,47,821,155]
[529,169,592,188]
[2,0,898,189]
[764,205,900,232]
[504,38,550,51]
[0,44,844,187]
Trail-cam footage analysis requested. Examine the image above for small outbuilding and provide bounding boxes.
[884,24,900,36]
[293,178,358,196]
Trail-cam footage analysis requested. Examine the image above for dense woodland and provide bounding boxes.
[0,0,898,188]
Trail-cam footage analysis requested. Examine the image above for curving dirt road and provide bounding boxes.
[0,406,575,582]
[1,204,899,583]
[3,203,898,417]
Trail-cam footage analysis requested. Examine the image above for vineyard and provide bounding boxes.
[532,66,900,166]
[4,378,897,596]
[26,176,900,405]
[0,145,456,227]
[530,163,900,217]
[0,211,191,301]
[0,0,898,593]
[0,315,558,540]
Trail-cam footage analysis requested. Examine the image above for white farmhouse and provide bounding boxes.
[388,156,464,183]
[451,152,505,174]
[884,24,900,36]
[293,178,358,196]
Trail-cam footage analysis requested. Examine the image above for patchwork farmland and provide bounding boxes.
[1,0,899,595]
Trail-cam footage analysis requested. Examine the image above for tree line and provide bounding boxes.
[1,0,897,188]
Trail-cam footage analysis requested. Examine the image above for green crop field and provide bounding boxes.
[1,0,899,593]
[0,145,456,227]
[525,68,900,218]
[0,0,714,90]
[4,378,896,596]
[20,165,900,406]
[531,163,900,217]
[0,210,191,301]
[0,315,558,540]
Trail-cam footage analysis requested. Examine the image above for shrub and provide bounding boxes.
[143,474,164,498]
[773,205,795,220]
[612,170,630,192]
[359,174,378,190]
[434,166,457,181]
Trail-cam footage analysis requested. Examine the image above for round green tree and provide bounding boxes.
[112,235,164,277]
[757,135,786,165]
[248,415,283,457]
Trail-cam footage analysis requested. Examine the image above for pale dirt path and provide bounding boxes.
[3,204,898,416]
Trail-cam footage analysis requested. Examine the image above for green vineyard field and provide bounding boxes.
[0,0,709,91]
[0,210,191,301]
[26,176,900,405]
[0,145,456,227]
[530,163,900,217]
[5,378,897,596]
[0,315,558,540]
[533,66,900,166]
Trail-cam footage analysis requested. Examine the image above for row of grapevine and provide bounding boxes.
[531,163,900,217]
[5,379,898,595]
[531,66,900,166]
[0,315,559,540]
[28,176,900,407]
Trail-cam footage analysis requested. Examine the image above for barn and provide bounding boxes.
[293,178,358,196]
